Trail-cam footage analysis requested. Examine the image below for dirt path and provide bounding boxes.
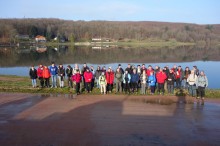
[0,93,220,146]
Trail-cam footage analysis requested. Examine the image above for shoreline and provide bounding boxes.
[0,75,219,99]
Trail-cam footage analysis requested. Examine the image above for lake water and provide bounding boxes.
[0,45,220,89]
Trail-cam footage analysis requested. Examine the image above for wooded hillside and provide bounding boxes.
[0,18,219,45]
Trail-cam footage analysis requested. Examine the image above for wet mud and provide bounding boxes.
[0,93,220,146]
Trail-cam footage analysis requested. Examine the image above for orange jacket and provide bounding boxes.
[43,67,51,78]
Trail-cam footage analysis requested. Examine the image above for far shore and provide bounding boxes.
[0,39,196,48]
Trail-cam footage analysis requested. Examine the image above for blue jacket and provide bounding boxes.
[49,66,58,75]
[148,75,156,86]
[131,73,139,83]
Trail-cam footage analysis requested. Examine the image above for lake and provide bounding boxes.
[0,45,220,89]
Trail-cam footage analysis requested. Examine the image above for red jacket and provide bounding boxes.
[146,69,154,77]
[37,67,44,77]
[175,69,181,79]
[156,71,167,83]
[106,71,114,84]
[72,73,81,83]
[43,67,50,79]
[84,71,93,83]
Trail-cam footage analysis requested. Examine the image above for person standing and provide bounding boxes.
[99,72,107,94]
[73,64,81,90]
[90,66,95,90]
[123,70,131,94]
[156,68,167,95]
[58,64,65,88]
[141,64,147,74]
[196,71,208,105]
[118,64,124,91]
[163,66,169,92]
[106,67,114,93]
[175,66,184,89]
[148,71,156,95]
[37,64,44,88]
[125,64,133,75]
[43,66,50,88]
[193,65,200,76]
[66,65,73,88]
[84,68,93,93]
[167,69,175,95]
[115,68,123,93]
[81,63,89,90]
[130,69,139,93]
[49,62,58,88]
[187,70,197,97]
[29,66,38,88]
[140,71,147,94]
[183,67,191,89]
[95,66,102,88]
[72,69,81,95]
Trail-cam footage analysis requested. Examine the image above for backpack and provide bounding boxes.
[100,75,106,82]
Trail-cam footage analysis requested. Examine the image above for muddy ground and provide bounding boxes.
[0,93,220,146]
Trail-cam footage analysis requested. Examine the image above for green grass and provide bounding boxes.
[0,75,219,98]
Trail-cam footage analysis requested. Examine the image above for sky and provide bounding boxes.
[0,0,219,24]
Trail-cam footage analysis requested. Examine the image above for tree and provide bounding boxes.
[69,33,75,43]
[29,26,38,38]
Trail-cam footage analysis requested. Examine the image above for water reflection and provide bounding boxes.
[0,45,220,67]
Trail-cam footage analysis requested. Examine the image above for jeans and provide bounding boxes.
[158,83,165,94]
[67,76,73,88]
[115,81,122,92]
[182,79,188,89]
[31,79,37,87]
[141,83,146,94]
[96,78,100,88]
[85,82,91,92]
[167,84,174,94]
[38,77,44,87]
[176,78,182,89]
[51,75,57,87]
[44,78,50,87]
[188,85,197,97]
[107,83,113,92]
[131,82,138,92]
[124,82,130,93]
[198,86,205,98]
[58,76,64,87]
[150,86,155,94]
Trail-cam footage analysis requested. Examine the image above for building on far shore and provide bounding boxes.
[35,35,46,43]
[15,34,30,40]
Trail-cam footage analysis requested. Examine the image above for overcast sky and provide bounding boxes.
[0,0,219,24]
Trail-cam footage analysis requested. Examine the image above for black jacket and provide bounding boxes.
[66,67,73,77]
[29,68,38,79]
[167,72,175,85]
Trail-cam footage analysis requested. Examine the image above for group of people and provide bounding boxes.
[29,62,208,103]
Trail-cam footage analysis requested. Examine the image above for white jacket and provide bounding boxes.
[187,74,197,85]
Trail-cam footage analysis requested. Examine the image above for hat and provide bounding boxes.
[108,66,112,69]
[118,64,121,66]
